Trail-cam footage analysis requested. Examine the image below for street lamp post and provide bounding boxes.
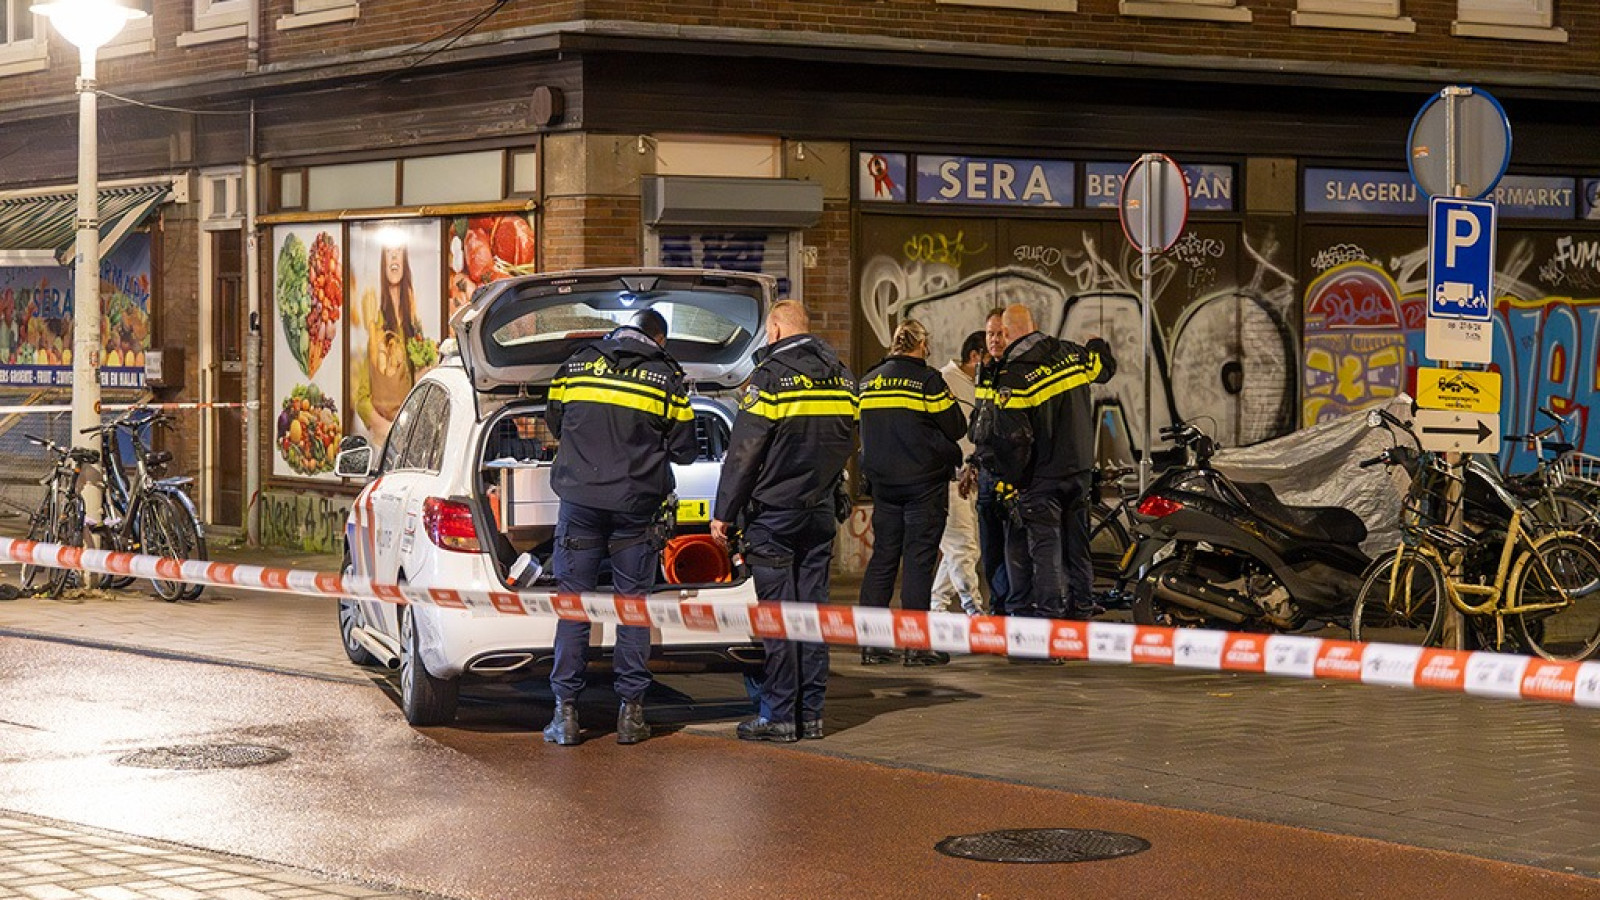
[31,0,145,520]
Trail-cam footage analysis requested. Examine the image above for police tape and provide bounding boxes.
[2,533,1597,708]
[0,401,258,415]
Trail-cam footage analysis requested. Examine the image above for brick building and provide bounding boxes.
[0,0,1595,550]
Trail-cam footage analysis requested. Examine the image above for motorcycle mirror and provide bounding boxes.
[1366,409,1385,429]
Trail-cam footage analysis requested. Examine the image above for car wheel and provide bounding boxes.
[399,605,459,726]
[338,545,379,667]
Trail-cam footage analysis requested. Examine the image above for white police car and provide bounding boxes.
[334,268,768,726]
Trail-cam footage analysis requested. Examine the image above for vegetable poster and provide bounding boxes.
[0,234,152,389]
[348,219,443,447]
[272,224,344,480]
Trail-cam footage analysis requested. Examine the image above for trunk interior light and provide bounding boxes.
[1137,495,1184,518]
[424,497,482,553]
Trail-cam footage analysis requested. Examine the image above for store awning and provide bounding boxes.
[0,183,171,267]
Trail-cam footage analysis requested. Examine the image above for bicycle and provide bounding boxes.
[1352,409,1600,661]
[19,434,98,598]
[1088,463,1139,605]
[84,408,207,601]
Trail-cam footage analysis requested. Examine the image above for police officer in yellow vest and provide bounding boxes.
[542,308,697,746]
[712,301,857,742]
[857,319,967,666]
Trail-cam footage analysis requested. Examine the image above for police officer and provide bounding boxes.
[971,308,1016,615]
[711,300,857,742]
[542,308,697,746]
[984,304,1115,620]
[857,319,966,665]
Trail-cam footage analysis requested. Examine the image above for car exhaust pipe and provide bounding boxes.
[351,626,400,670]
[1152,572,1253,625]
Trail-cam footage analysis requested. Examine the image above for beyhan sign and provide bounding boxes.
[916,156,1075,207]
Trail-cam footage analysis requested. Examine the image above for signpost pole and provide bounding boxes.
[1140,155,1154,495]
[1442,85,1472,652]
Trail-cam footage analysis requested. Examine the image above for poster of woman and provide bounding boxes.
[349,219,442,446]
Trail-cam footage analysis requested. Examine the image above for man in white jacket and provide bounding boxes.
[930,331,987,615]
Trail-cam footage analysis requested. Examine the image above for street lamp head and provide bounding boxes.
[31,0,146,51]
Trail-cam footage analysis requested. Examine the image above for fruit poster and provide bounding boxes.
[447,213,536,319]
[272,224,345,480]
[0,234,152,389]
[348,219,443,447]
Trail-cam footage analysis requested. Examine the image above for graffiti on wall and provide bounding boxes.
[261,490,351,554]
[856,217,1301,462]
[1301,228,1600,468]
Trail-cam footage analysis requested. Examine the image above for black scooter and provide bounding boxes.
[1121,421,1372,632]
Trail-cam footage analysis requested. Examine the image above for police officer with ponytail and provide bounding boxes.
[857,319,967,665]
[541,308,697,747]
[712,301,857,743]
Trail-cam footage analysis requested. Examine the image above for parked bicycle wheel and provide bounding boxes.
[1512,532,1600,662]
[1351,548,1444,646]
[155,489,207,601]
[21,493,81,597]
[136,496,187,602]
[19,494,55,593]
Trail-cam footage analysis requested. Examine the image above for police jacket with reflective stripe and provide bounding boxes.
[858,354,966,491]
[973,332,1115,487]
[546,326,698,514]
[716,334,857,521]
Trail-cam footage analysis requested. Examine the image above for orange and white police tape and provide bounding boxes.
[2,533,1597,708]
[0,401,257,415]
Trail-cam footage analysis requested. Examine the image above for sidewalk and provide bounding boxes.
[0,809,439,900]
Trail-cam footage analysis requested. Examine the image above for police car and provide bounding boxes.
[334,269,768,726]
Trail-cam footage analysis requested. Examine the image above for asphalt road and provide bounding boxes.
[1,635,1596,900]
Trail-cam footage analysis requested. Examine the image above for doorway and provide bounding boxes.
[211,229,244,526]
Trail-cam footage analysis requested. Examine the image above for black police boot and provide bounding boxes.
[860,647,897,665]
[736,717,797,743]
[904,650,951,667]
[801,718,824,740]
[542,700,581,746]
[617,698,649,745]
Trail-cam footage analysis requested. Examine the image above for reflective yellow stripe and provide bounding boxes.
[747,389,859,421]
[559,374,671,401]
[557,384,669,417]
[859,389,955,414]
[1003,364,1095,409]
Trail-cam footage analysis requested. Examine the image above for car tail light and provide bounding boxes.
[1137,495,1184,518]
[423,497,481,553]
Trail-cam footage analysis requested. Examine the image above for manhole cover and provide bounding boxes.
[935,828,1149,864]
[116,743,290,770]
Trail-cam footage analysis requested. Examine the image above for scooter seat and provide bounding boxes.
[1234,482,1368,546]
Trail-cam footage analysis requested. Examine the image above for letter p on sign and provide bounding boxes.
[1446,209,1480,267]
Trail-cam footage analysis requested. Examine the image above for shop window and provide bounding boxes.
[279,0,359,31]
[1294,0,1415,32]
[307,160,397,212]
[202,170,243,225]
[1120,0,1251,23]
[1454,0,1564,41]
[178,0,246,47]
[402,152,502,206]
[0,0,46,76]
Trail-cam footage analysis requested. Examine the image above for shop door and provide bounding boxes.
[211,230,244,526]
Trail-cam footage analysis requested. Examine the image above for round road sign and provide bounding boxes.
[1407,86,1511,200]
[1119,154,1189,254]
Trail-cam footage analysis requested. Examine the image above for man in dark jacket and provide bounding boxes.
[542,308,697,746]
[712,300,857,742]
[857,319,967,666]
[980,304,1115,620]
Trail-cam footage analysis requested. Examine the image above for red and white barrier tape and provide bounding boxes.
[2,534,1597,708]
[0,401,257,415]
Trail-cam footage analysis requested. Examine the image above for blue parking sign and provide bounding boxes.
[1428,197,1496,321]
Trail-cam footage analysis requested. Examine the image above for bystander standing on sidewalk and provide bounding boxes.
[931,330,986,616]
[857,320,967,666]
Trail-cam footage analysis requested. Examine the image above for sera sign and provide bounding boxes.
[916,156,1075,207]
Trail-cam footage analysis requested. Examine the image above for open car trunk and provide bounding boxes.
[475,400,744,591]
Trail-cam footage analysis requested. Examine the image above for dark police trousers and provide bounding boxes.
[859,480,948,613]
[746,505,836,727]
[975,470,1014,616]
[550,501,656,703]
[1006,472,1093,619]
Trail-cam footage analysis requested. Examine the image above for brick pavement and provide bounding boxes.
[0,810,437,900]
[2,536,1598,886]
